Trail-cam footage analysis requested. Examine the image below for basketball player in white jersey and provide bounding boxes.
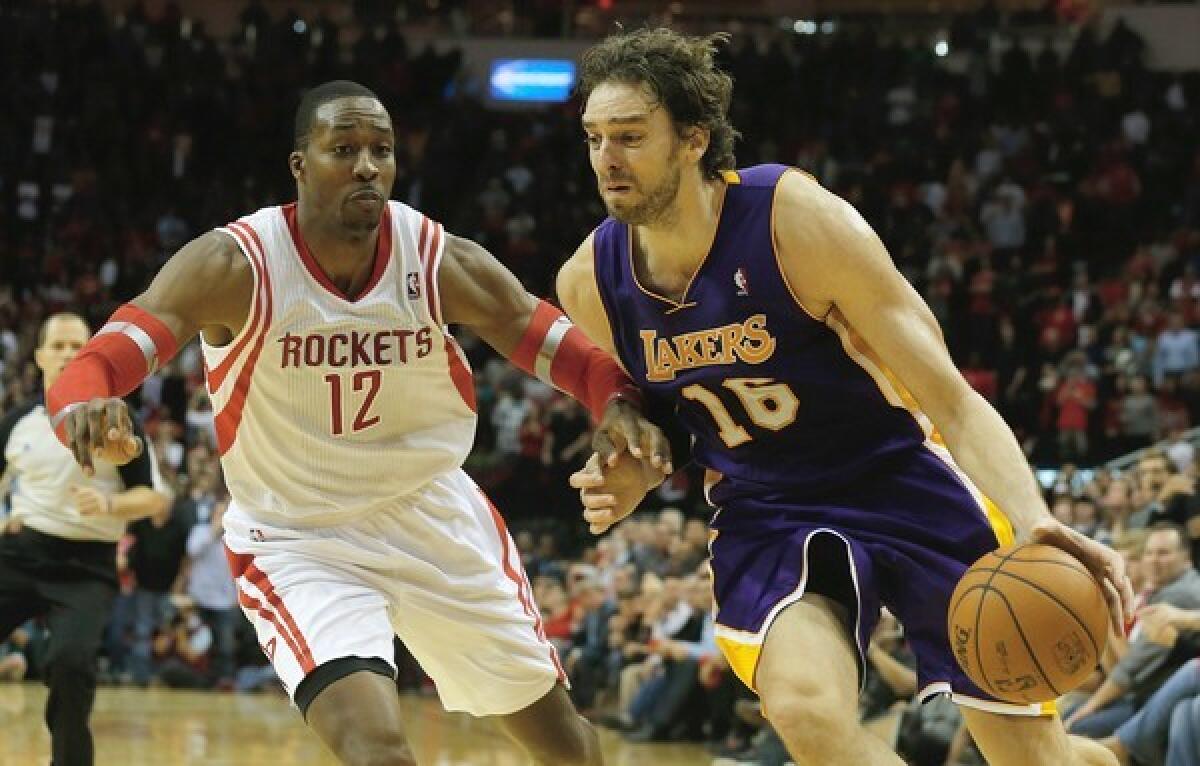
[45,81,670,766]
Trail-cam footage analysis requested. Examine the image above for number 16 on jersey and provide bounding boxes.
[681,377,799,447]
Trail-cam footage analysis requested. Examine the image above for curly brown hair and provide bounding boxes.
[578,28,739,180]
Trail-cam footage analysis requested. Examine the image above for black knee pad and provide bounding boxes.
[295,656,394,720]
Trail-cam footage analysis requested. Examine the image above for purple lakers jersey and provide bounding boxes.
[593,164,933,506]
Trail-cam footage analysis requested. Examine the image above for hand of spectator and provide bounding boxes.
[1159,474,1194,500]
[1027,517,1133,635]
[60,397,143,476]
[698,654,725,688]
[70,485,111,515]
[624,642,648,658]
[660,640,691,661]
[211,499,228,535]
[1063,705,1089,730]
[3,518,21,535]
[571,451,663,534]
[1137,604,1185,646]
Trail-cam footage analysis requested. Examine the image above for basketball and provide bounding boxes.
[947,543,1109,705]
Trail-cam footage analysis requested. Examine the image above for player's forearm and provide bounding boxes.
[109,487,171,522]
[935,390,1051,538]
[46,304,180,430]
[507,299,640,421]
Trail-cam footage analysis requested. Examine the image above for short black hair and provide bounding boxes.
[294,80,382,149]
[37,312,87,348]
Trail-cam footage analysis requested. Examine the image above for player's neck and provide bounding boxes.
[295,203,379,294]
[633,177,725,295]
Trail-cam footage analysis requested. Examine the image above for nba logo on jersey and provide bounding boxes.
[734,267,750,297]
[406,272,421,300]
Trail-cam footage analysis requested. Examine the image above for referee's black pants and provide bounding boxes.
[0,527,117,766]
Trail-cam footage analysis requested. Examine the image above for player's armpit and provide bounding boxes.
[134,229,256,345]
[439,233,644,422]
[772,172,1066,553]
[437,233,539,355]
[558,234,693,470]
[556,231,622,362]
[771,172,971,439]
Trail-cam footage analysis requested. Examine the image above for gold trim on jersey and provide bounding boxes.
[823,307,1012,539]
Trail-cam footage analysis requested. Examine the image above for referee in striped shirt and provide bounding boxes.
[0,313,170,766]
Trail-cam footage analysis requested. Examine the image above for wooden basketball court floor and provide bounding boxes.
[0,682,710,765]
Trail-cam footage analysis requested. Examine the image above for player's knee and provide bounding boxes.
[762,688,857,762]
[1070,736,1119,766]
[523,717,599,766]
[330,731,417,766]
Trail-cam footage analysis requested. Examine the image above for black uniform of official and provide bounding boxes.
[0,397,156,766]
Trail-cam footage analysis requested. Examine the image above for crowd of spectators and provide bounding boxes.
[2,1,1200,764]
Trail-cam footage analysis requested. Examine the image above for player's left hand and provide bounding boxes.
[593,398,673,474]
[571,451,664,534]
[1026,518,1134,635]
[70,485,112,516]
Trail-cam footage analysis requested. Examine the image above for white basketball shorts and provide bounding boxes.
[221,468,565,716]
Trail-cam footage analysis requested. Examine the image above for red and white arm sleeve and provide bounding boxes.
[509,300,642,422]
[46,304,180,439]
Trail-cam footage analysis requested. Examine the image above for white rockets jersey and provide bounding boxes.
[201,201,478,526]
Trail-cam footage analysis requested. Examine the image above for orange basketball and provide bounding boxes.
[947,543,1109,705]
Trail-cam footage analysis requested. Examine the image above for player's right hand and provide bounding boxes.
[1027,518,1133,636]
[61,397,143,476]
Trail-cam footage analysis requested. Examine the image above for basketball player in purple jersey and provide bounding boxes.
[557,28,1131,766]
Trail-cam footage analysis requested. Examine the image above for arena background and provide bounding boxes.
[1,1,1198,764]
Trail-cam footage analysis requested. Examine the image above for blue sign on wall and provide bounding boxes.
[489,59,577,103]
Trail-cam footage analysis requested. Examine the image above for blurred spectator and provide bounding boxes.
[124,494,195,685]
[1057,359,1097,462]
[1104,656,1200,766]
[565,574,614,711]
[1154,313,1200,387]
[152,596,213,689]
[1120,376,1161,454]
[1065,524,1200,738]
[185,497,237,688]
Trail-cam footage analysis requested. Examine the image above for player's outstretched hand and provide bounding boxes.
[62,397,143,477]
[70,485,111,516]
[1028,518,1134,635]
[593,398,673,474]
[570,451,664,535]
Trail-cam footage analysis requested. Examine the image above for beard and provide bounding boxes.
[604,154,683,226]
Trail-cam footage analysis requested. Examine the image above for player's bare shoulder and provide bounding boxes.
[773,169,892,314]
[556,230,598,314]
[137,230,256,343]
[556,231,618,355]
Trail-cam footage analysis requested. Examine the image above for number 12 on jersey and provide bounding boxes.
[324,370,382,435]
[681,377,799,447]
